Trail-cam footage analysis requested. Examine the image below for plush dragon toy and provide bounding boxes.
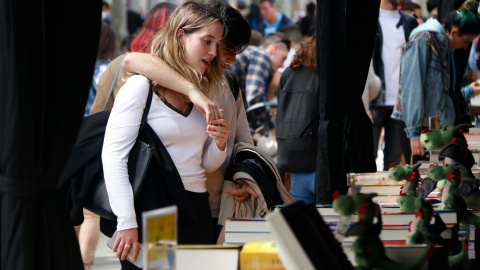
[407,199,466,268]
[420,124,475,172]
[419,126,453,151]
[387,162,423,212]
[420,164,480,225]
[332,191,429,270]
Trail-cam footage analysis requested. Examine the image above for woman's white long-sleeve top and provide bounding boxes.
[102,75,226,231]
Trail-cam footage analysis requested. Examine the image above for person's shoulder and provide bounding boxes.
[224,70,240,100]
[399,10,418,26]
[122,74,150,91]
[280,13,294,24]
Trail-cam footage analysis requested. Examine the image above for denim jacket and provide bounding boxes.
[392,19,455,139]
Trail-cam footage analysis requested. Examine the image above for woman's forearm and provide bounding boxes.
[122,52,222,122]
[122,52,199,97]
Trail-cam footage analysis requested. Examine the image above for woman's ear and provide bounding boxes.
[177,28,186,43]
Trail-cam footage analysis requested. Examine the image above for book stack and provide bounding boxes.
[224,218,274,245]
[240,241,285,270]
[175,245,241,270]
[347,172,444,205]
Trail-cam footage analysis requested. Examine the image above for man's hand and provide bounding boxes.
[466,70,479,84]
[410,138,425,157]
[471,80,480,96]
[224,182,258,202]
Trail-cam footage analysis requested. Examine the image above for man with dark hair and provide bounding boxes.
[268,25,303,101]
[427,0,438,19]
[228,33,290,134]
[211,0,251,58]
[257,0,294,36]
[370,0,417,171]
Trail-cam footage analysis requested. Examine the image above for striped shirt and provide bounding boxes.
[228,46,271,108]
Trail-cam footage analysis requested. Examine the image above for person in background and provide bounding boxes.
[90,2,177,115]
[120,35,134,53]
[249,30,263,46]
[84,22,117,116]
[402,2,425,25]
[267,25,303,102]
[292,4,306,23]
[257,0,293,36]
[127,8,144,36]
[102,1,112,24]
[370,0,417,171]
[363,61,382,122]
[245,3,261,31]
[427,0,438,19]
[77,21,116,270]
[276,36,318,203]
[392,0,480,159]
[298,2,316,37]
[228,33,290,136]
[102,2,229,268]
[119,0,256,243]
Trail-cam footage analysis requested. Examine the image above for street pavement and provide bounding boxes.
[92,233,120,270]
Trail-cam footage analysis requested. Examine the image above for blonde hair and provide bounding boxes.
[150,1,227,102]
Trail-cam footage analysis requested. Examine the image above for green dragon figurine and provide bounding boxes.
[420,126,453,151]
[333,191,429,270]
[426,164,480,225]
[407,199,466,268]
[420,163,480,214]
[387,162,422,212]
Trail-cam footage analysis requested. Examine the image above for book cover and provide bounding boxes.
[142,205,177,270]
[381,210,458,226]
[240,241,285,270]
[360,185,403,196]
[224,231,275,244]
[267,202,355,270]
[225,218,269,233]
[175,245,241,270]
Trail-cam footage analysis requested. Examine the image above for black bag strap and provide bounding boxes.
[224,69,240,100]
[139,84,153,133]
[103,54,127,110]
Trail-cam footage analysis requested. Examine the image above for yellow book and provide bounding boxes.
[240,241,285,270]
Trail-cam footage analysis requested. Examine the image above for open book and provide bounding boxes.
[266,202,354,270]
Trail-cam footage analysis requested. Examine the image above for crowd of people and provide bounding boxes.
[70,0,480,268]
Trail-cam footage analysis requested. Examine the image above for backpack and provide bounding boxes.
[275,68,319,172]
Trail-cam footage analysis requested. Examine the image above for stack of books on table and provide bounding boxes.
[347,172,444,205]
[224,218,275,245]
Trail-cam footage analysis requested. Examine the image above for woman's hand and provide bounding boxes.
[207,113,230,151]
[410,138,425,157]
[223,182,258,202]
[112,228,140,262]
[188,90,222,123]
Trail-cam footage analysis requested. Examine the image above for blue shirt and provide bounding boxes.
[84,59,111,116]
[263,12,283,36]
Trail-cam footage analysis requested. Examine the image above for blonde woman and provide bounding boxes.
[101,2,229,268]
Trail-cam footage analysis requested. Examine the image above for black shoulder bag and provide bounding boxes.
[83,85,154,221]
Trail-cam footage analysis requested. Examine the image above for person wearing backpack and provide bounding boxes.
[275,36,318,203]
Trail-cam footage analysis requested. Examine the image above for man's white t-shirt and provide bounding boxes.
[379,8,406,106]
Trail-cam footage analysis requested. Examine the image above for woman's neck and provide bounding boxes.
[161,88,191,112]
